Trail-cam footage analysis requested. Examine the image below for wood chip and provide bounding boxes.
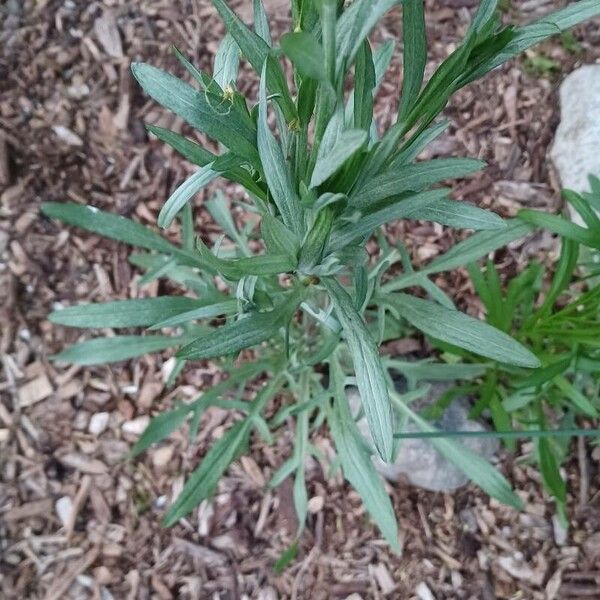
[370,563,396,595]
[94,11,123,58]
[4,499,53,522]
[59,453,108,474]
[172,537,227,567]
[18,374,53,407]
[0,131,10,186]
[44,546,100,600]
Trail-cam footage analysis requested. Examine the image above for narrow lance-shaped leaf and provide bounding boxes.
[132,359,270,457]
[519,209,600,251]
[131,63,259,166]
[310,129,368,188]
[257,61,304,234]
[41,202,191,260]
[163,376,283,526]
[211,0,296,121]
[172,46,223,95]
[350,158,485,208]
[319,0,337,84]
[463,1,600,85]
[382,220,533,291]
[328,358,400,551]
[352,40,376,131]
[322,278,394,462]
[149,300,239,330]
[253,0,272,44]
[177,291,301,361]
[147,125,214,167]
[261,213,300,262]
[195,238,296,280]
[469,0,499,34]
[130,405,191,457]
[280,32,327,82]
[537,437,567,507]
[158,165,220,229]
[52,335,191,366]
[398,0,427,121]
[164,419,251,525]
[336,0,403,77]
[408,198,506,231]
[386,294,540,368]
[213,33,240,89]
[329,188,450,251]
[147,126,266,200]
[49,297,204,328]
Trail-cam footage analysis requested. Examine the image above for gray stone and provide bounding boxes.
[347,384,499,492]
[551,65,600,224]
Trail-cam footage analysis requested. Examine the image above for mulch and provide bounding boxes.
[2,1,600,598]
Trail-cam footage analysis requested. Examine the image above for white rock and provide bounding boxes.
[347,385,499,491]
[551,65,600,223]
[52,125,83,147]
[307,495,324,514]
[415,582,435,600]
[89,412,110,436]
[55,496,73,527]
[122,415,150,436]
[152,446,173,468]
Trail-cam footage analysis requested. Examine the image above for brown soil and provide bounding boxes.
[2,1,600,598]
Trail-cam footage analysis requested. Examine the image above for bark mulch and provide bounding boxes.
[2,1,600,598]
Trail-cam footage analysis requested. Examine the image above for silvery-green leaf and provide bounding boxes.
[164,419,252,525]
[408,198,506,231]
[328,359,400,551]
[49,297,203,328]
[257,62,303,234]
[387,294,540,368]
[281,32,326,81]
[159,165,220,228]
[383,220,533,291]
[213,33,240,89]
[52,335,190,366]
[253,0,272,44]
[323,278,394,462]
[330,188,449,250]
[310,129,368,188]
[131,63,259,165]
[398,0,426,121]
[350,158,485,208]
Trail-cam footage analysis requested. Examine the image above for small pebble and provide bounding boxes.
[152,446,173,468]
[416,582,435,600]
[89,412,110,436]
[307,495,324,514]
[55,496,73,527]
[122,415,150,435]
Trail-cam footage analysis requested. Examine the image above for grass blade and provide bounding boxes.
[391,391,524,510]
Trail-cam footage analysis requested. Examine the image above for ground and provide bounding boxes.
[2,1,600,598]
